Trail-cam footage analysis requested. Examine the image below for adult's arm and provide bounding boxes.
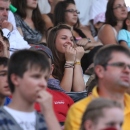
[73,47,85,92]
[98,24,118,45]
[60,46,76,92]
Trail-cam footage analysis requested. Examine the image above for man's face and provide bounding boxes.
[13,67,49,103]
[0,0,9,27]
[0,65,11,97]
[99,52,130,91]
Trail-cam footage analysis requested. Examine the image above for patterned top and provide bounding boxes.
[14,14,42,44]
[0,107,48,130]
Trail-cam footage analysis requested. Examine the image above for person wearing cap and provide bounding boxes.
[93,12,105,41]
[30,45,74,126]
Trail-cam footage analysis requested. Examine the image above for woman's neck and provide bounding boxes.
[114,21,124,33]
[26,8,33,19]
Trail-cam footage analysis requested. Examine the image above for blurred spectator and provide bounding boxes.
[80,98,123,130]
[98,0,128,45]
[30,44,74,124]
[93,13,105,41]
[0,57,11,106]
[11,0,46,45]
[118,11,130,48]
[0,0,30,55]
[64,45,130,130]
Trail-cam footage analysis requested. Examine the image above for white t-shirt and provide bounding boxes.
[4,106,36,130]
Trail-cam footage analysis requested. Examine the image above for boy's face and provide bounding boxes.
[0,65,11,97]
[14,67,49,103]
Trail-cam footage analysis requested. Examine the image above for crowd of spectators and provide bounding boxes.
[0,0,130,130]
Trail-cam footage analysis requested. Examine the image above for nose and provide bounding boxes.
[2,9,8,17]
[66,39,73,46]
[123,65,130,73]
[39,78,47,89]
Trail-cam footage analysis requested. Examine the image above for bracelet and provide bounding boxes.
[64,62,74,68]
[75,61,81,65]
[66,61,74,64]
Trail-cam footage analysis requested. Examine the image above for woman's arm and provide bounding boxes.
[120,41,128,48]
[73,47,85,92]
[98,24,118,45]
[60,46,76,92]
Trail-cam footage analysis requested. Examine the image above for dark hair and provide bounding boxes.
[80,98,122,130]
[0,57,9,67]
[122,11,130,30]
[8,49,50,93]
[11,0,45,34]
[54,1,80,28]
[105,0,117,26]
[94,45,130,67]
[47,24,73,81]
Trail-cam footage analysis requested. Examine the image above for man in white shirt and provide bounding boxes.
[0,0,30,56]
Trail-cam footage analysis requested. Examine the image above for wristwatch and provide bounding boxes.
[86,38,91,43]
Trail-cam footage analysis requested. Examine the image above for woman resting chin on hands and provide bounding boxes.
[47,24,85,92]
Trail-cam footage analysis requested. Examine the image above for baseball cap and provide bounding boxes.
[30,45,54,62]
[94,12,105,25]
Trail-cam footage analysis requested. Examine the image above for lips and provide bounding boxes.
[120,76,129,82]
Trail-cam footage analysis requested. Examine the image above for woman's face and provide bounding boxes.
[55,29,74,53]
[113,0,128,21]
[64,4,78,26]
[27,0,38,9]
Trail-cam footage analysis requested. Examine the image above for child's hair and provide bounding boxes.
[122,11,130,30]
[80,98,122,130]
[0,57,9,67]
[8,49,50,93]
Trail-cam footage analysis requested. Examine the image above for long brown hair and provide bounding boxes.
[11,0,45,34]
[47,24,73,81]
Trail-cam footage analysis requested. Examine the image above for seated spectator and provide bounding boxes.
[11,0,46,45]
[93,12,105,41]
[47,24,85,92]
[30,44,74,124]
[54,0,102,72]
[64,45,130,130]
[0,0,30,55]
[0,57,11,106]
[89,0,108,37]
[118,11,130,48]
[80,98,123,130]
[0,49,61,130]
[98,0,128,45]
[54,1,101,50]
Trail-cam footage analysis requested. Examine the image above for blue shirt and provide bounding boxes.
[4,97,11,106]
[118,29,130,48]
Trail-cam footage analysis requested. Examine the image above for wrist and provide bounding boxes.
[64,62,74,68]
[75,61,81,65]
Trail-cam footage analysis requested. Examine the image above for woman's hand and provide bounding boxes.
[76,38,88,47]
[75,46,84,61]
[65,45,76,63]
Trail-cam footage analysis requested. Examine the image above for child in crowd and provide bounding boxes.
[0,50,61,130]
[80,98,123,130]
[93,12,105,41]
[30,45,74,125]
[118,11,130,48]
[0,57,11,106]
